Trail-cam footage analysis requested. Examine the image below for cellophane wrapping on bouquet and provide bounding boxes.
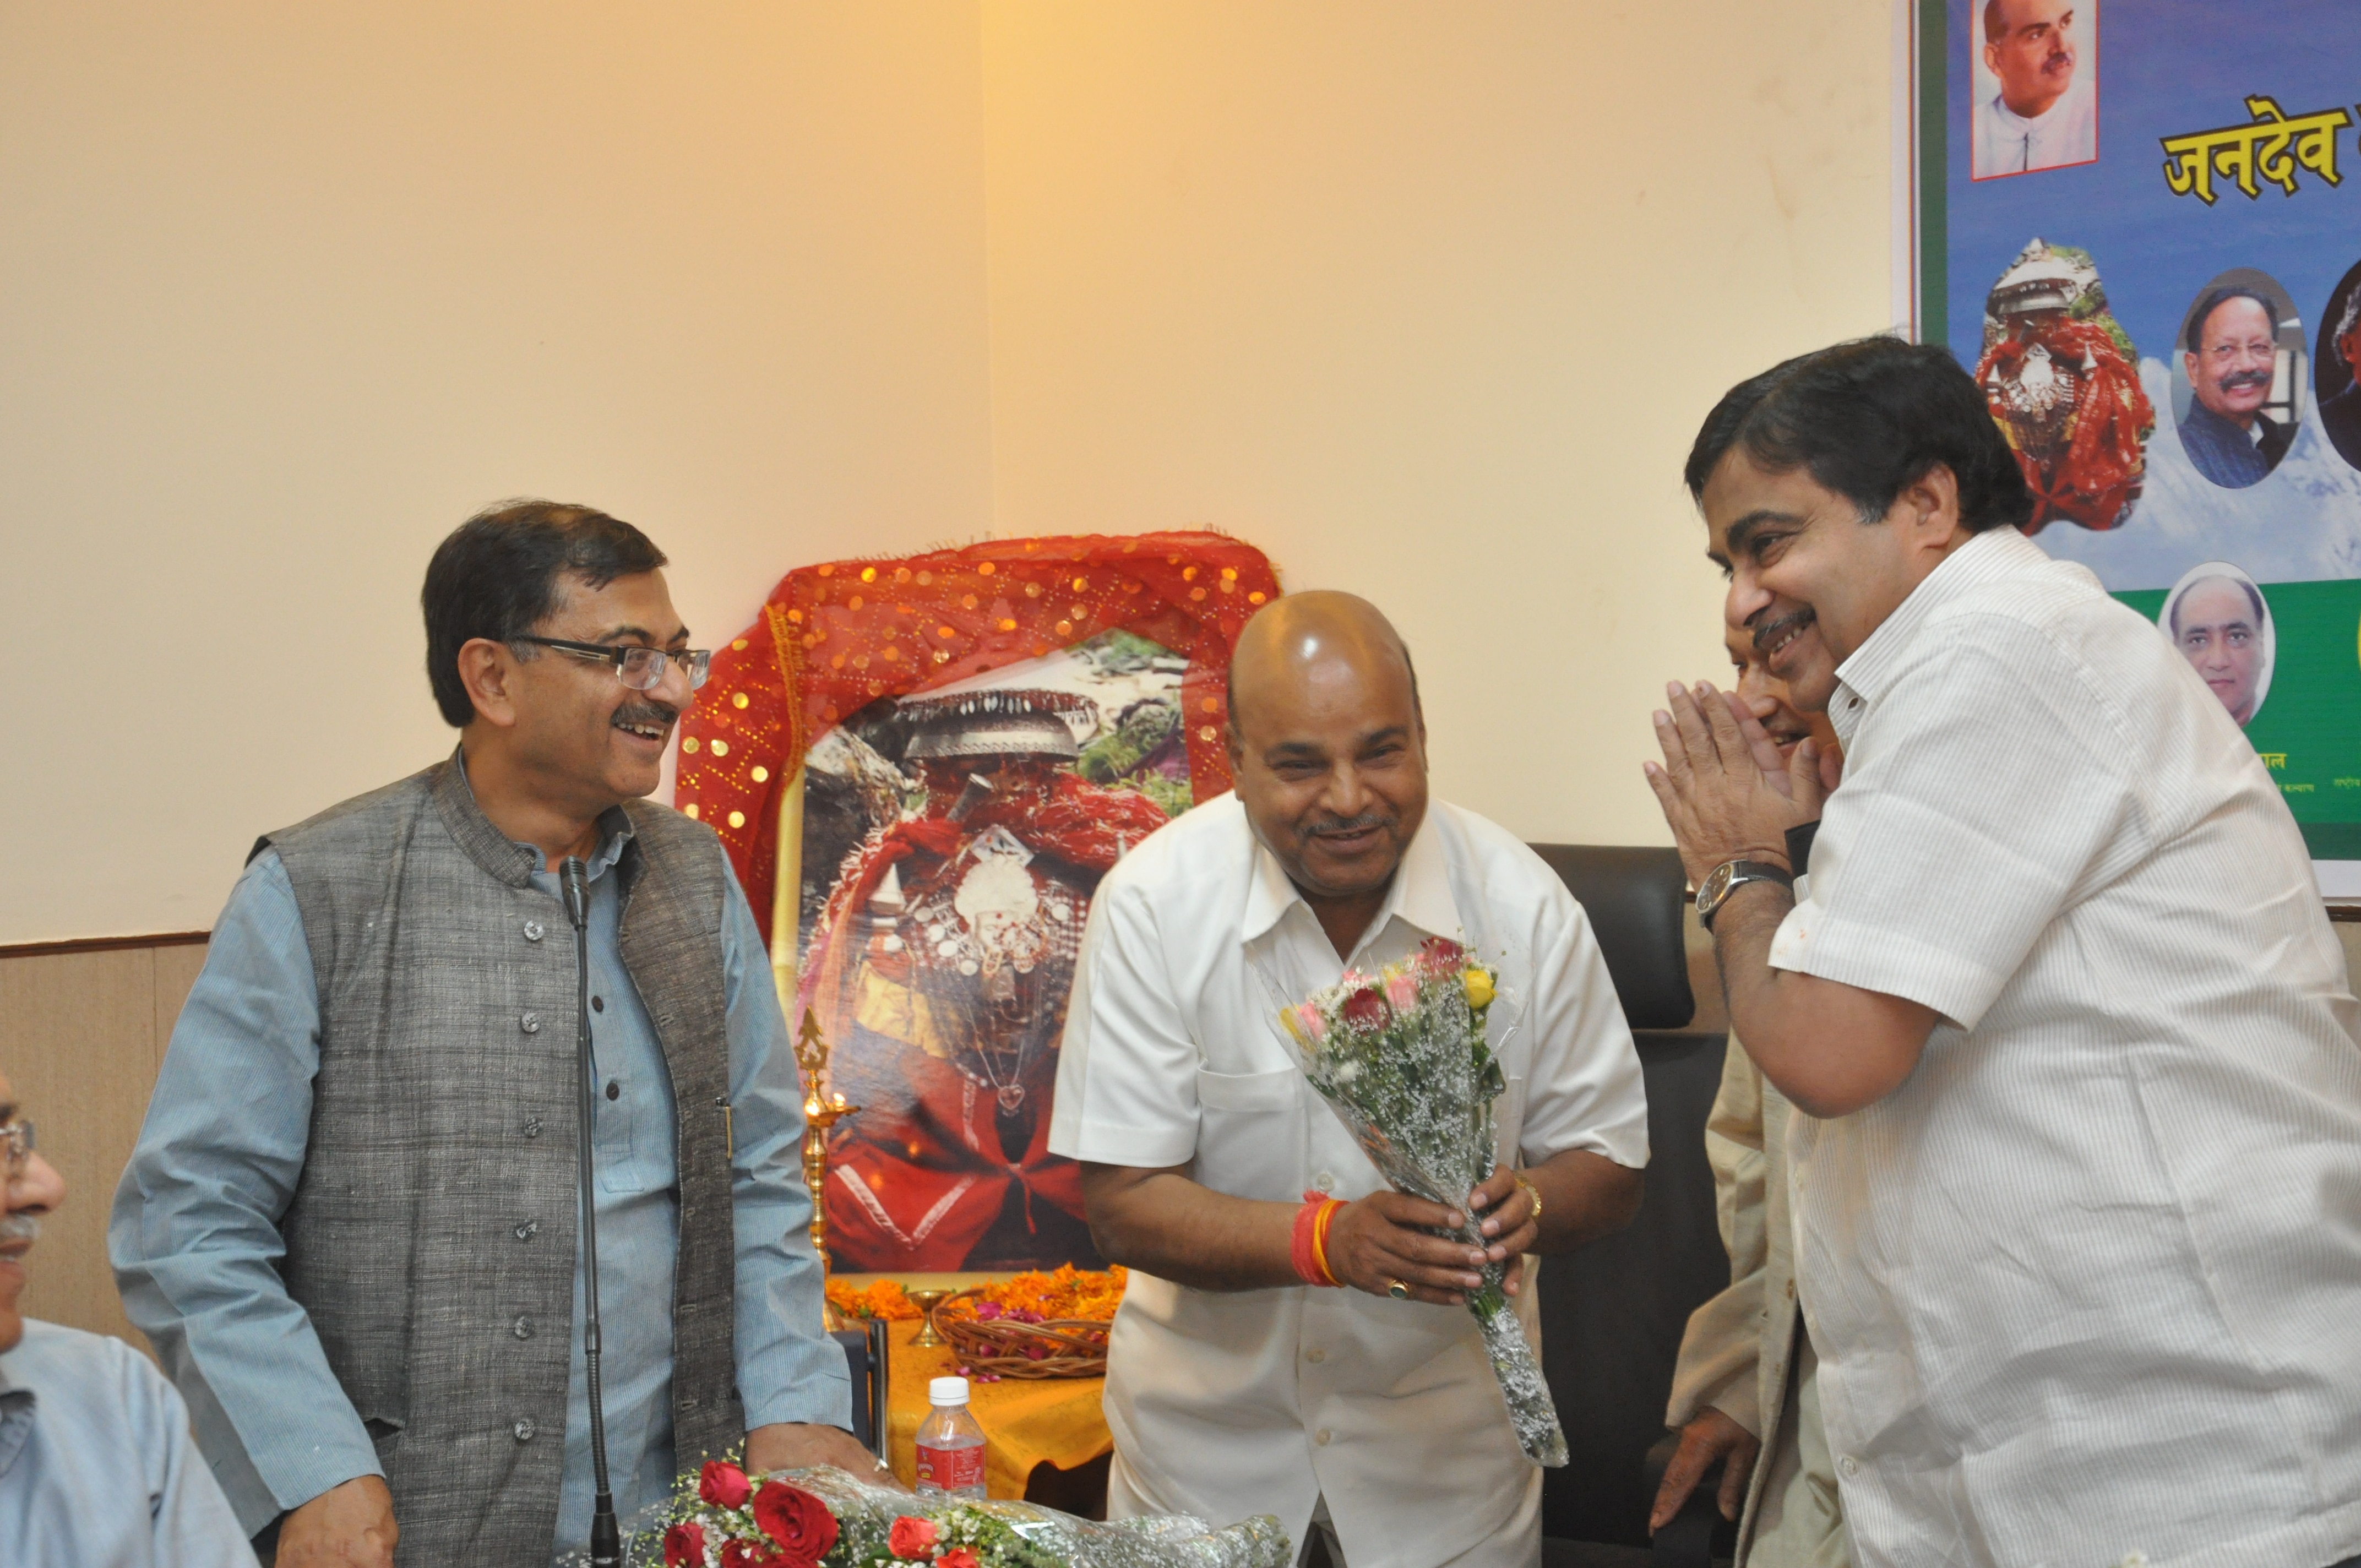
[624,1462,1291,1568]
[1273,938,1570,1468]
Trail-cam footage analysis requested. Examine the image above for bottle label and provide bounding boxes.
[915,1440,986,1491]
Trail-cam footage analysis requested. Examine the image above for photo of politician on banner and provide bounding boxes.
[674,533,1281,1272]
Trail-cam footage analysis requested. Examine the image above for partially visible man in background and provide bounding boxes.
[112,501,868,1566]
[1971,0,2094,177]
[1649,623,1848,1568]
[2178,287,2291,489]
[0,1068,257,1566]
[2318,287,2361,469]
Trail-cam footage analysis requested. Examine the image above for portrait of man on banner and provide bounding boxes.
[673,533,1280,1272]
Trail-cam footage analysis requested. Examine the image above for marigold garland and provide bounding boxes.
[824,1265,1128,1326]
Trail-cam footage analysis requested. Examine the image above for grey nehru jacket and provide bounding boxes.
[257,757,740,1561]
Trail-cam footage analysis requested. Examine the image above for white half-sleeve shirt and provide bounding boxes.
[1767,526,2361,1568]
[1049,794,1648,1568]
[1972,75,2096,177]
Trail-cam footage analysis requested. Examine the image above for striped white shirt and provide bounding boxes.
[1767,526,2361,1568]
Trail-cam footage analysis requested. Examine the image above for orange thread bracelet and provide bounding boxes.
[1291,1191,1343,1287]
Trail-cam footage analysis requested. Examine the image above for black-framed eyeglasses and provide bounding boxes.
[2,1119,32,1180]
[514,638,711,693]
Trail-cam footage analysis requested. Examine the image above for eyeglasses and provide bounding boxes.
[514,638,711,693]
[2,1119,32,1180]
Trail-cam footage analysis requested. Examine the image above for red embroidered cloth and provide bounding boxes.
[675,532,1282,945]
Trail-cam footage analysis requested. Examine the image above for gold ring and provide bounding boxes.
[1515,1175,1543,1226]
[1386,1278,1411,1300]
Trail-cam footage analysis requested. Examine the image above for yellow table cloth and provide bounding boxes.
[881,1317,1112,1500]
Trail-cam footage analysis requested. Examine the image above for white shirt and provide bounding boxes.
[1767,526,2361,1568]
[1972,75,2096,177]
[1049,794,1648,1567]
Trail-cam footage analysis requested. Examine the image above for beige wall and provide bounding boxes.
[977,1,1897,845]
[1,2,997,945]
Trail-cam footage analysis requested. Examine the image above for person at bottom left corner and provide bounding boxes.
[110,500,878,1567]
[0,1063,257,1567]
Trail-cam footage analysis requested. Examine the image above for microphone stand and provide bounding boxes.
[560,856,621,1568]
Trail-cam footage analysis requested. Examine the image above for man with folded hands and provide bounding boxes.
[1050,590,1648,1567]
[1648,336,2361,1568]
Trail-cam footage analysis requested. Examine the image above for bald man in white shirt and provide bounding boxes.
[1051,592,1649,1567]
[1649,336,2361,1568]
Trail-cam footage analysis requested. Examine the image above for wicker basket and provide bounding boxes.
[928,1287,1111,1380]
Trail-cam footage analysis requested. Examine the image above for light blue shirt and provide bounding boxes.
[110,821,850,1560]
[0,1319,258,1567]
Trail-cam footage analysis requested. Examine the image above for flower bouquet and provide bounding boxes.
[634,1459,1287,1568]
[1274,936,1570,1467]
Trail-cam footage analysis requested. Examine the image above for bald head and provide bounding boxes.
[1225,592,1428,928]
[1228,592,1419,741]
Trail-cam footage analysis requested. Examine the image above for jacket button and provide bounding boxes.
[523,1118,542,1139]
[606,1080,621,1102]
[523,920,545,943]
[513,1316,534,1340]
[1314,1429,1331,1446]
[514,1219,539,1241]
[514,1418,537,1442]
[520,1012,541,1034]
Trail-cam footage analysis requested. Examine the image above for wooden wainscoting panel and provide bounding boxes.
[153,939,211,1063]
[0,946,160,1351]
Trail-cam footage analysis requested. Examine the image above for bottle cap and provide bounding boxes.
[928,1375,971,1406]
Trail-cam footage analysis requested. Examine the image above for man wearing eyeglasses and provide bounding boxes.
[1,1074,258,1566]
[111,501,875,1567]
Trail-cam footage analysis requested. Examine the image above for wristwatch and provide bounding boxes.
[1694,858,1795,932]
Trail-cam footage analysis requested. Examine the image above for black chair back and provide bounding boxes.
[829,1318,893,1456]
[1527,846,1695,1030]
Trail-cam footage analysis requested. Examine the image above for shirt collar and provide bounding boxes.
[1239,804,1459,954]
[1829,526,2050,740]
[0,1357,32,1483]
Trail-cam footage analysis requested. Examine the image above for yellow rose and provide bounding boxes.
[1462,965,1495,1010]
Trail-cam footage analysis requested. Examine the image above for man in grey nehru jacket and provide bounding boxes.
[113,501,875,1566]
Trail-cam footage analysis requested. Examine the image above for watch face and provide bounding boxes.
[1698,861,1734,911]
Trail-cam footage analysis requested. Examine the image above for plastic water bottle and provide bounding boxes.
[913,1376,988,1500]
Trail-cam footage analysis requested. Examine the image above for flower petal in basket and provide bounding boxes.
[929,1287,1111,1380]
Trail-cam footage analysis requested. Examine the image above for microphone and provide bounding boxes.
[559,856,621,1567]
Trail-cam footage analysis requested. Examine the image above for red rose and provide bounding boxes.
[752,1480,840,1566]
[888,1516,940,1558]
[720,1542,778,1568]
[939,1549,982,1568]
[664,1522,708,1567]
[1340,987,1388,1029]
[701,1460,754,1509]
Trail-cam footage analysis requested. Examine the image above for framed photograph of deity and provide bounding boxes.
[676,533,1281,1271]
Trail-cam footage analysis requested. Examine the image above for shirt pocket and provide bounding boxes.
[1191,1065,1305,1202]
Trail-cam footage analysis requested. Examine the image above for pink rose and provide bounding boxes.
[664,1522,708,1567]
[1294,1004,1328,1042]
[888,1516,940,1559]
[1383,971,1418,1011]
[1340,987,1387,1030]
[700,1460,753,1509]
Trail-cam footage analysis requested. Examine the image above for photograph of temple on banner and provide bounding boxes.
[795,631,1191,1272]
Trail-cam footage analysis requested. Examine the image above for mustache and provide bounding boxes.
[1751,606,1817,655]
[611,700,679,730]
[2218,369,2273,392]
[0,1213,39,1244]
[1306,812,1392,839]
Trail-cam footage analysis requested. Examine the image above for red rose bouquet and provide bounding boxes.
[633,1458,1287,1568]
